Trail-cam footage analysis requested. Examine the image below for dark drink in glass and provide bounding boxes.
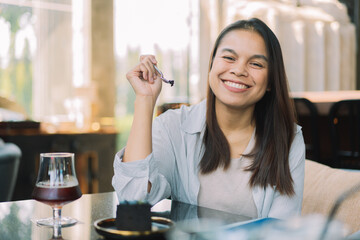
[32,153,82,227]
[32,184,82,207]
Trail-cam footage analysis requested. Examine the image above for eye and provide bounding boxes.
[222,56,235,61]
[250,62,264,68]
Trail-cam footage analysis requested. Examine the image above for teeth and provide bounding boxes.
[224,81,249,89]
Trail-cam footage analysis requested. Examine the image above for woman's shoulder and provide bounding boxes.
[289,124,306,168]
[291,124,305,148]
[294,124,302,134]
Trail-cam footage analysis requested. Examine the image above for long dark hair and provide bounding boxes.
[199,18,296,196]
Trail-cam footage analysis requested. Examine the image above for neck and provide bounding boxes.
[215,101,255,134]
[215,100,256,159]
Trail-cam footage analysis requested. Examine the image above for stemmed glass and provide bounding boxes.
[51,225,64,240]
[32,153,82,227]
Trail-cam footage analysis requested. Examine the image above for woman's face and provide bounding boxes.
[209,29,269,111]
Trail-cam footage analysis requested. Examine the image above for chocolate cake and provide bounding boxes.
[116,201,152,231]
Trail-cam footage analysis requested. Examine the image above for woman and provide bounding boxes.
[112,18,305,219]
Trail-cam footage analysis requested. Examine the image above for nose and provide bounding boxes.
[230,62,248,77]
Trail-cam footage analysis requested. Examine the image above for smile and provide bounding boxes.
[223,80,249,89]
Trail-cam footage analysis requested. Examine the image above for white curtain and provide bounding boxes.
[32,0,92,131]
[198,0,356,93]
[33,4,73,119]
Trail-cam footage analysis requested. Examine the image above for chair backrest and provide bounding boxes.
[156,103,190,116]
[328,99,360,169]
[293,97,321,162]
[0,140,21,202]
[302,159,360,234]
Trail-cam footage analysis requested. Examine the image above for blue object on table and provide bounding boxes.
[225,217,280,232]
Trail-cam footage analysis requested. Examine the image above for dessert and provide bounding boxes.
[115,201,152,231]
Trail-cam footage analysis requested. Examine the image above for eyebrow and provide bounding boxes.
[220,48,268,62]
[251,54,268,62]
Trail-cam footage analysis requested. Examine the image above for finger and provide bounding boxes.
[139,55,158,82]
[148,55,157,65]
[126,63,143,81]
[153,69,158,81]
[140,55,157,64]
[139,63,150,81]
[139,55,147,61]
[145,62,155,83]
[143,61,156,83]
[153,65,161,79]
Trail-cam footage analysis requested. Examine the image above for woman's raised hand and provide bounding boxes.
[126,55,162,103]
[123,55,162,165]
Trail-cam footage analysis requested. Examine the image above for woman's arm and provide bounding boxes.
[112,113,176,204]
[122,55,162,192]
[123,55,161,163]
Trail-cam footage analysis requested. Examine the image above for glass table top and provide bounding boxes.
[0,192,252,240]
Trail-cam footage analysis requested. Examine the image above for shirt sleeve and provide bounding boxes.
[267,126,306,219]
[112,114,176,205]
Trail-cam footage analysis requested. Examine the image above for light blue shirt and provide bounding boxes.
[112,100,306,219]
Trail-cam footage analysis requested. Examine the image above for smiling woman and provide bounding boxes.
[209,30,269,110]
[112,18,305,220]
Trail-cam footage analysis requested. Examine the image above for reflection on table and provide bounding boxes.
[2,191,357,239]
[0,191,253,240]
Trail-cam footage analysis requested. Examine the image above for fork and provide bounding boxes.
[153,65,174,87]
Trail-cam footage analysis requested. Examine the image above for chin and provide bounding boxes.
[216,98,247,109]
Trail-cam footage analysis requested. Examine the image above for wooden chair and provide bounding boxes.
[156,103,190,116]
[293,97,321,163]
[328,100,360,169]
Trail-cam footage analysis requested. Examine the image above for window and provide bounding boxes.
[0,2,34,116]
[0,0,90,131]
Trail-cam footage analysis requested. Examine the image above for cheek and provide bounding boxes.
[208,60,224,82]
[208,68,217,85]
[208,71,216,92]
[254,72,268,89]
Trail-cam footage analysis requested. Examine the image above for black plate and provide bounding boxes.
[94,216,174,240]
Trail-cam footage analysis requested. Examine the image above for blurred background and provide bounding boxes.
[0,0,358,146]
[0,0,359,199]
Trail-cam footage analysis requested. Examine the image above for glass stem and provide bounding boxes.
[53,225,62,239]
[53,207,62,226]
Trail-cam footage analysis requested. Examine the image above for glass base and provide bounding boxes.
[36,217,78,227]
